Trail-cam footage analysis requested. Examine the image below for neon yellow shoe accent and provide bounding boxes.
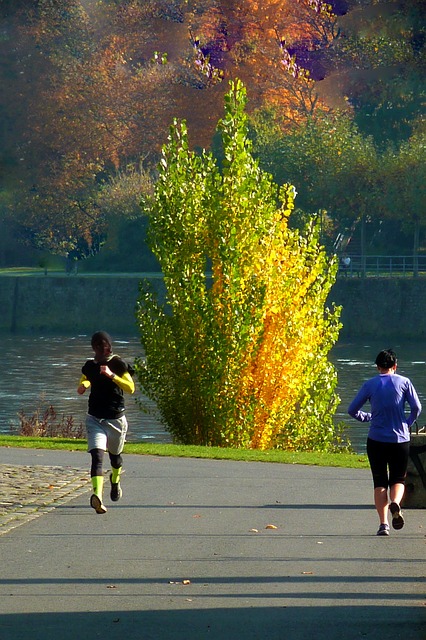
[91,475,104,499]
[111,467,122,484]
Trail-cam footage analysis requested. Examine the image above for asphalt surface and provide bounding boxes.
[0,447,425,640]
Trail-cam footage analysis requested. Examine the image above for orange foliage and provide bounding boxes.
[230,215,334,450]
[20,1,336,168]
[6,1,339,252]
[185,0,335,124]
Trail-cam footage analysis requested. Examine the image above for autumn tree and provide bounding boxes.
[251,110,378,250]
[323,0,426,146]
[135,81,343,451]
[87,163,160,272]
[3,0,422,265]
[4,0,179,260]
[185,0,339,123]
[378,127,426,270]
[251,0,426,257]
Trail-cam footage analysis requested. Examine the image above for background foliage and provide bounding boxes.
[0,0,424,268]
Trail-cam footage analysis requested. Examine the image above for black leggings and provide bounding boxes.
[366,438,410,489]
[90,448,123,477]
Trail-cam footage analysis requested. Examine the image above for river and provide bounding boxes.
[1,335,425,453]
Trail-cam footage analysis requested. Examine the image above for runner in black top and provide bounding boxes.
[78,331,135,514]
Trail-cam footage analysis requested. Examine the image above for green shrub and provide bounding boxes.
[135,80,344,451]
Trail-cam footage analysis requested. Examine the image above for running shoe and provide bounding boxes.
[90,494,107,514]
[389,502,404,530]
[376,523,390,536]
[109,473,122,502]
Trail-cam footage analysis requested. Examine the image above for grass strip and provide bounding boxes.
[0,435,369,469]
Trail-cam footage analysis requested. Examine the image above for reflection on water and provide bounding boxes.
[1,335,425,453]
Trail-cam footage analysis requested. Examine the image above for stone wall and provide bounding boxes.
[0,275,163,335]
[0,274,425,338]
[331,278,426,340]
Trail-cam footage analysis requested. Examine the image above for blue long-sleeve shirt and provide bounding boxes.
[347,373,421,443]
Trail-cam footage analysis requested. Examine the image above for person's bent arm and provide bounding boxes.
[99,365,135,394]
[77,375,90,395]
[112,371,135,395]
[406,383,422,428]
[348,386,372,422]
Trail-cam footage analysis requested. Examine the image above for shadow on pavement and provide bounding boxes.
[2,605,424,640]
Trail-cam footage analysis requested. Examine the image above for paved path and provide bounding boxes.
[0,447,424,640]
[0,460,90,535]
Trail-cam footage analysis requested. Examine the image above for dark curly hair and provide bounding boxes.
[375,349,397,369]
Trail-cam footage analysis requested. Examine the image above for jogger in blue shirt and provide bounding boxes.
[348,349,421,536]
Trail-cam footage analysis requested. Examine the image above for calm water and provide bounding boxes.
[0,334,171,444]
[1,335,425,453]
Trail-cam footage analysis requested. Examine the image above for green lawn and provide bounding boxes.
[0,435,369,469]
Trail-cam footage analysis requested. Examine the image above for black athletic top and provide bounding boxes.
[81,356,133,419]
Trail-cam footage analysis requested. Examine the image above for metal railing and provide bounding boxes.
[338,256,426,277]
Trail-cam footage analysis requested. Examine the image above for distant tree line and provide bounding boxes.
[0,0,424,270]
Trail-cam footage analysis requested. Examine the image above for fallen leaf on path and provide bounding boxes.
[249,528,259,533]
[265,524,278,529]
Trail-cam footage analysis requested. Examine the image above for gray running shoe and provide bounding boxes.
[376,523,390,536]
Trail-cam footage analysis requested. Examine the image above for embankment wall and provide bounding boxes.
[0,275,424,339]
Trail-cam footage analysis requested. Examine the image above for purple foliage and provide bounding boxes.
[329,0,349,16]
[286,46,327,81]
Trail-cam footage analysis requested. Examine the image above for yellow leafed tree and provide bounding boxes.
[135,80,344,451]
